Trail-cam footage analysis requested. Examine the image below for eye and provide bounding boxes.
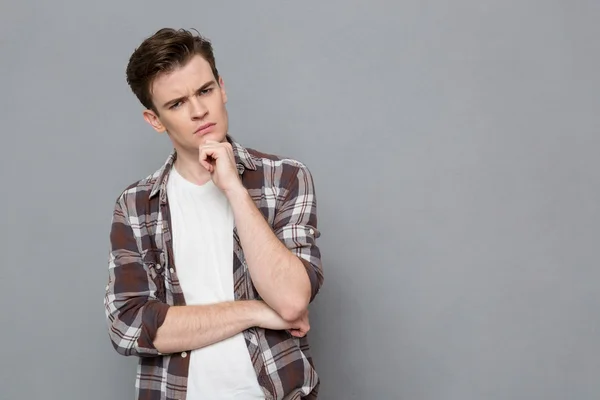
[199,88,214,96]
[170,101,183,109]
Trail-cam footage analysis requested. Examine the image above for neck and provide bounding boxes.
[173,150,212,186]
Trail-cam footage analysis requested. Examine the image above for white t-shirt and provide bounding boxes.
[167,166,264,400]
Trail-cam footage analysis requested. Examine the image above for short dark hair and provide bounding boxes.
[126,28,220,113]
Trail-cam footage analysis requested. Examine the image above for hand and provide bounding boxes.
[199,140,244,193]
[256,302,310,338]
[287,309,310,338]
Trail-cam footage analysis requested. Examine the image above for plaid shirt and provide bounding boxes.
[104,136,324,400]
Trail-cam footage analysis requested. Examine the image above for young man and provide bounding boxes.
[104,28,324,400]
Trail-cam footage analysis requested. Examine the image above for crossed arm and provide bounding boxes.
[104,161,323,356]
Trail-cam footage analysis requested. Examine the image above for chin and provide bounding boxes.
[199,131,227,143]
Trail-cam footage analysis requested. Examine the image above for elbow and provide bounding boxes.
[111,341,134,357]
[278,262,313,321]
[278,297,310,322]
[109,334,159,358]
[109,331,137,357]
[280,307,304,323]
[106,313,139,357]
[107,299,170,357]
[107,318,151,358]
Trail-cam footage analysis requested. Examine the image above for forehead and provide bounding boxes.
[150,55,215,102]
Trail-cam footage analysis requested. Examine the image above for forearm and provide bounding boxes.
[153,300,261,354]
[227,188,311,321]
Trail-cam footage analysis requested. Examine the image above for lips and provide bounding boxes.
[195,123,216,135]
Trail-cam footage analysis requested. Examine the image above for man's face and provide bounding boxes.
[143,55,229,153]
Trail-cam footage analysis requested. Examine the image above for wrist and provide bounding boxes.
[224,183,249,203]
[246,300,267,327]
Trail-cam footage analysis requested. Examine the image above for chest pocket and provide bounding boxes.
[142,248,167,302]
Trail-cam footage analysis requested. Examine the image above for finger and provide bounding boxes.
[201,142,233,158]
[300,322,310,333]
[299,325,310,336]
[288,329,306,338]
[199,144,226,159]
[292,322,310,334]
[198,148,216,171]
[201,146,236,173]
[198,150,211,170]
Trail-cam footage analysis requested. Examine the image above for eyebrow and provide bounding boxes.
[162,80,217,108]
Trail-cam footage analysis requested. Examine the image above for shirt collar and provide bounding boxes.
[149,134,256,199]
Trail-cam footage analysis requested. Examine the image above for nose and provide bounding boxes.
[189,97,208,119]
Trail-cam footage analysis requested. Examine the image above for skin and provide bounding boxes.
[141,55,313,353]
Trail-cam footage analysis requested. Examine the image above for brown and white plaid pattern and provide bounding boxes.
[104,135,324,400]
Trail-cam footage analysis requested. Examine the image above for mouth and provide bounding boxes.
[194,123,216,135]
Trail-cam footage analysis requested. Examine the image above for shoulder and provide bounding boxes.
[112,168,162,213]
[246,147,311,174]
[243,146,316,192]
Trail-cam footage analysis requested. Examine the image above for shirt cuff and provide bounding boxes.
[137,300,171,353]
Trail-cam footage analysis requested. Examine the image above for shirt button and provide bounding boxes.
[170,268,175,274]
[181,351,187,358]
[156,264,161,270]
[309,228,315,235]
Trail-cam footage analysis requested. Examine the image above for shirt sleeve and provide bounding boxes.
[104,197,170,357]
[273,162,324,302]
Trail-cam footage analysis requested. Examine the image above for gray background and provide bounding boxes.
[1,0,599,399]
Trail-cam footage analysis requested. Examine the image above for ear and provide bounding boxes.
[143,109,166,133]
[219,76,227,104]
